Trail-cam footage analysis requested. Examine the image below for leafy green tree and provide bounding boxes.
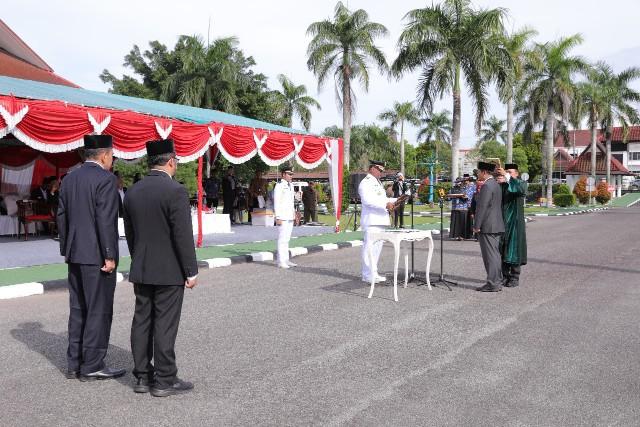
[307,1,389,167]
[519,34,588,206]
[377,101,420,174]
[479,115,507,144]
[417,110,452,145]
[514,132,543,180]
[271,74,321,131]
[392,0,511,181]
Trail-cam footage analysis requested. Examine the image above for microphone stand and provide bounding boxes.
[407,181,428,285]
[430,193,458,290]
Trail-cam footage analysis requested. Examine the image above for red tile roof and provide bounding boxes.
[553,148,574,171]
[565,141,632,175]
[555,126,640,148]
[0,51,78,87]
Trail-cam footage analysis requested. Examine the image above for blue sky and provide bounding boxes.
[4,0,640,146]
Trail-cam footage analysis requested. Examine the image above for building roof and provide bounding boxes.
[0,50,78,88]
[0,75,308,132]
[553,148,574,171]
[0,19,77,88]
[555,126,640,148]
[565,141,633,175]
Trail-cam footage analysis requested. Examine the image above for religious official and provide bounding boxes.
[497,164,527,287]
[274,162,296,268]
[124,139,198,397]
[56,134,125,381]
[473,161,505,292]
[358,160,396,283]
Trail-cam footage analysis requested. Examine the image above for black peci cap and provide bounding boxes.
[84,134,113,149]
[146,139,175,157]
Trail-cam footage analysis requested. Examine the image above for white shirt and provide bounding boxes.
[358,173,396,227]
[274,180,295,221]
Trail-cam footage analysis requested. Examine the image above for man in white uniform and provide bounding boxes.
[274,162,296,269]
[358,160,396,283]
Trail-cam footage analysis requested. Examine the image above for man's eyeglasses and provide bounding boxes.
[374,166,385,173]
[284,171,293,176]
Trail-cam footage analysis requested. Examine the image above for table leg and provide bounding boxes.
[404,251,408,288]
[425,235,433,290]
[393,241,400,302]
[367,240,376,299]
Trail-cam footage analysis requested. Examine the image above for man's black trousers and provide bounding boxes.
[131,283,185,388]
[67,263,117,375]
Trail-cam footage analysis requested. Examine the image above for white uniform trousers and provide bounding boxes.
[277,220,294,266]
[361,225,384,280]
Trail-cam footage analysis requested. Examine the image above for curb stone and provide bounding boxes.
[8,228,454,299]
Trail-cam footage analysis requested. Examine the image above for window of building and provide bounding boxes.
[630,152,640,161]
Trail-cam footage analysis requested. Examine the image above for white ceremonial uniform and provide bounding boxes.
[358,173,396,280]
[274,179,295,267]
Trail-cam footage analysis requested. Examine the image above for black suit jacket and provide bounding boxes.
[123,170,198,286]
[56,162,119,265]
[30,187,48,202]
[474,177,505,234]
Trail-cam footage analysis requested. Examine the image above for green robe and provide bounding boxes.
[501,178,527,266]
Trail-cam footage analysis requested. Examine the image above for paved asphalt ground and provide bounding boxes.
[1,206,639,426]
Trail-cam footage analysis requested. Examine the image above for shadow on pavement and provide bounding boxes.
[10,322,132,388]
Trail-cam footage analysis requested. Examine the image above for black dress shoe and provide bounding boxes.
[65,369,79,379]
[504,281,519,288]
[133,376,156,393]
[79,367,126,382]
[150,379,194,397]
[477,284,502,292]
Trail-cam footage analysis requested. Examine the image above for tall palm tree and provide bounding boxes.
[377,101,421,174]
[272,74,321,131]
[307,1,389,166]
[519,34,588,206]
[479,115,507,144]
[597,65,640,185]
[392,0,511,181]
[417,110,452,145]
[575,63,608,184]
[161,35,246,113]
[498,27,537,162]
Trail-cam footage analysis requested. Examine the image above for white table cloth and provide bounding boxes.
[0,216,36,236]
[367,229,434,302]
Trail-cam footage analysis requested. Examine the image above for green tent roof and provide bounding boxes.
[0,75,308,134]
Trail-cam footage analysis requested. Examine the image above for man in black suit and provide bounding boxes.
[222,165,237,222]
[124,139,198,397]
[56,135,125,381]
[473,161,505,292]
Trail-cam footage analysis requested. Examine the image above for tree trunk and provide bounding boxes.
[451,64,461,182]
[400,120,405,175]
[590,119,597,182]
[605,126,612,187]
[342,77,352,167]
[545,107,554,207]
[506,97,514,163]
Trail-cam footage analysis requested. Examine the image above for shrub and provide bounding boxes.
[314,183,328,204]
[595,181,611,204]
[556,184,571,194]
[573,176,592,204]
[553,193,576,207]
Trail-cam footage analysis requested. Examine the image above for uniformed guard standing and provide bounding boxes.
[124,139,199,397]
[56,134,125,381]
[358,160,396,283]
[274,162,296,268]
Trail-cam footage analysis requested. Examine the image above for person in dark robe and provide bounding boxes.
[56,134,125,381]
[496,164,527,287]
[222,166,237,222]
[124,139,198,397]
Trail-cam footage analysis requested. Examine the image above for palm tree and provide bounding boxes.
[597,65,640,185]
[479,115,507,144]
[161,35,246,113]
[377,101,421,174]
[417,110,452,145]
[272,74,321,131]
[575,63,608,185]
[498,27,537,162]
[307,1,389,166]
[392,0,511,181]
[519,34,588,206]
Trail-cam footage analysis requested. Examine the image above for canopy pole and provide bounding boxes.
[197,156,204,248]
